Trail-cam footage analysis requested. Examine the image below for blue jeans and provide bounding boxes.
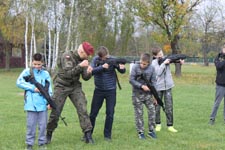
[90,88,116,138]
[26,111,47,146]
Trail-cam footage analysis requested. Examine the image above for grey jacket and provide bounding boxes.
[129,63,156,95]
[151,59,174,91]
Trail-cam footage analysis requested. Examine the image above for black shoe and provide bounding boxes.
[46,131,52,144]
[26,145,33,150]
[85,131,94,144]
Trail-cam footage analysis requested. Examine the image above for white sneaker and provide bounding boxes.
[155,124,161,132]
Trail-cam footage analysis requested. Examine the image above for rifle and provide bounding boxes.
[95,57,128,67]
[23,75,67,126]
[140,74,165,111]
[158,54,186,65]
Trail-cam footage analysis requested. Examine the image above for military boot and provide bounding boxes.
[46,131,53,144]
[85,131,94,144]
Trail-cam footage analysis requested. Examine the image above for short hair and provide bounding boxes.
[97,46,109,58]
[152,46,162,56]
[140,53,150,63]
[32,53,43,61]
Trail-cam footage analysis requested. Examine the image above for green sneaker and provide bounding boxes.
[155,124,161,132]
[168,126,178,133]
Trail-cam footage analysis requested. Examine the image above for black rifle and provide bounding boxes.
[24,75,67,126]
[140,74,165,111]
[158,54,187,65]
[95,58,128,67]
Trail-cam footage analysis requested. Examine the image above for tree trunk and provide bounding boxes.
[171,35,182,77]
[202,43,209,66]
[4,43,10,71]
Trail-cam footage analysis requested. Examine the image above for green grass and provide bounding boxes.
[0,64,224,150]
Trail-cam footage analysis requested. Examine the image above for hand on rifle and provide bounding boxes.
[87,66,93,74]
[141,85,150,92]
[47,104,52,110]
[153,97,158,106]
[34,88,40,93]
[163,58,170,65]
[179,59,185,65]
[119,64,125,69]
[102,63,109,69]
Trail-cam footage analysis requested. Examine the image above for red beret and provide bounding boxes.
[82,42,94,56]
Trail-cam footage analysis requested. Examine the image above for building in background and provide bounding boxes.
[0,35,25,68]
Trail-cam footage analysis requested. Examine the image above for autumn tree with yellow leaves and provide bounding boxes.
[131,0,202,76]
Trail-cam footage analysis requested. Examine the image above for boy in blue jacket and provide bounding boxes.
[16,53,52,150]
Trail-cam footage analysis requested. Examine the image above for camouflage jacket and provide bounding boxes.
[55,50,92,86]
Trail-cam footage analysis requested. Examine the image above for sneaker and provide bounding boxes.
[148,131,157,139]
[25,145,33,150]
[168,126,178,133]
[81,134,85,141]
[104,137,112,142]
[209,119,215,125]
[138,132,146,139]
[38,144,47,150]
[155,124,161,132]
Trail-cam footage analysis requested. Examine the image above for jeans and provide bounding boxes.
[210,84,225,120]
[90,88,116,138]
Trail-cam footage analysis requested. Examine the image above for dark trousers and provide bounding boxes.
[90,88,116,138]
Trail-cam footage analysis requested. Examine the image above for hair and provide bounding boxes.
[152,46,162,56]
[140,53,150,63]
[97,46,109,58]
[32,53,43,61]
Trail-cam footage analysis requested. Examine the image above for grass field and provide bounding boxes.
[0,64,224,150]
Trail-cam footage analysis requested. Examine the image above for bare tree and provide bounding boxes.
[194,0,220,66]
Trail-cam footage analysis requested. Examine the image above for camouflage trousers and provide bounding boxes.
[155,89,173,126]
[132,92,155,133]
[47,82,92,133]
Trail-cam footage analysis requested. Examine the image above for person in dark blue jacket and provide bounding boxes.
[89,46,126,141]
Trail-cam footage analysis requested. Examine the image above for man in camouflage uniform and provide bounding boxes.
[46,42,94,144]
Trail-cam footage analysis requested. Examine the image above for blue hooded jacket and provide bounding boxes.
[16,68,53,112]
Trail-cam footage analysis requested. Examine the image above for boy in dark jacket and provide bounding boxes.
[89,46,126,140]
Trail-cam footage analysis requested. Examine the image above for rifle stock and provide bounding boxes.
[95,58,128,66]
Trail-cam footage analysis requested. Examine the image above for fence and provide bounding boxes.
[122,56,215,64]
